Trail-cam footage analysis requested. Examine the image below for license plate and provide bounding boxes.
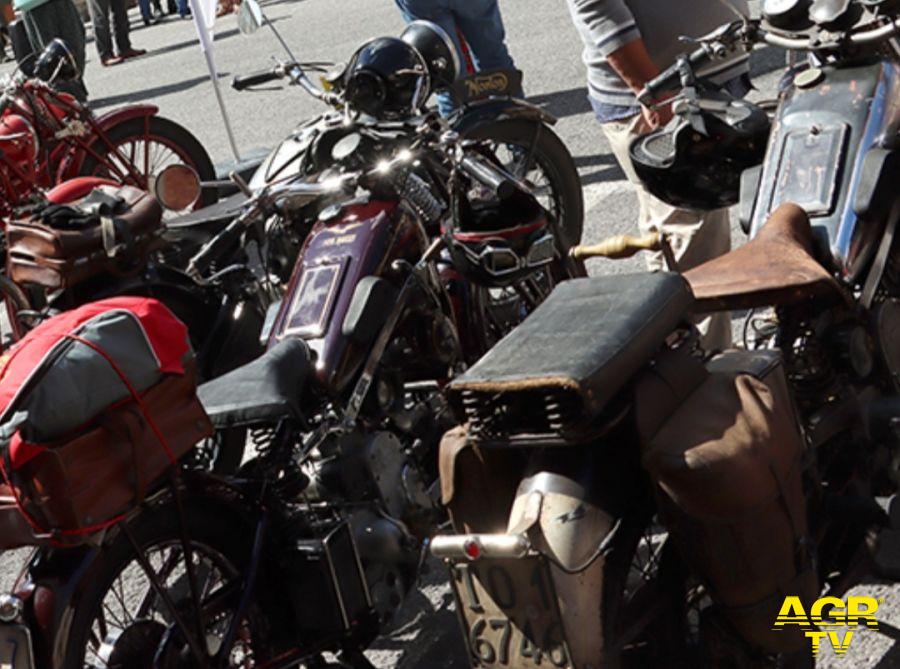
[449,558,573,669]
[0,624,34,669]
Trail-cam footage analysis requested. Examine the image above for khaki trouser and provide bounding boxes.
[602,113,732,351]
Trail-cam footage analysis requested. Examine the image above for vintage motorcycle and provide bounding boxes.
[0,18,582,665]
[430,2,900,668]
[0,39,217,218]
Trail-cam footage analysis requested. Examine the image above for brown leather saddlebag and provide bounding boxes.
[6,185,163,290]
[13,368,212,543]
[639,349,817,653]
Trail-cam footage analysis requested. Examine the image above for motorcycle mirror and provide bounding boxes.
[152,164,202,212]
[238,0,264,35]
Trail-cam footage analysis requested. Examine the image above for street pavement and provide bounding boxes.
[0,1,899,667]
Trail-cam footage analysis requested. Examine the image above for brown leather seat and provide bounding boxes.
[684,203,844,313]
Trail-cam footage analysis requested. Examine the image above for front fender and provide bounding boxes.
[452,97,557,136]
[92,104,159,135]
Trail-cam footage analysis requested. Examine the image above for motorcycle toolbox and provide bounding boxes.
[638,349,817,653]
[6,185,163,290]
[0,297,212,548]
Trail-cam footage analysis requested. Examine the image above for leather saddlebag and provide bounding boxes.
[6,185,163,290]
[639,349,817,653]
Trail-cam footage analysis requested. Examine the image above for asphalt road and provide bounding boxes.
[0,1,899,667]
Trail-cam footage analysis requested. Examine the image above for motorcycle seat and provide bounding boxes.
[197,339,312,428]
[685,203,845,313]
[449,272,693,426]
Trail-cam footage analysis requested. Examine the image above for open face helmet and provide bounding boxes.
[400,20,460,91]
[343,37,430,119]
[630,90,770,211]
[445,187,556,288]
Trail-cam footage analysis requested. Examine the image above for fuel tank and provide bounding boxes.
[268,199,427,396]
[748,60,900,282]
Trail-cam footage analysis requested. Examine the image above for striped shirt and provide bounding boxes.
[565,0,751,118]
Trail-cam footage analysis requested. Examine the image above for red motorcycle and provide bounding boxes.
[0,40,216,219]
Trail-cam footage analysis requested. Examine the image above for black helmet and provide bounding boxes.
[400,20,460,91]
[35,39,79,82]
[343,37,430,119]
[445,187,556,287]
[630,91,770,211]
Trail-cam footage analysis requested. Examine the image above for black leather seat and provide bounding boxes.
[197,339,313,428]
[450,272,693,419]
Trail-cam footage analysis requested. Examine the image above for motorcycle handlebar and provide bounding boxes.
[232,68,282,91]
[638,46,712,105]
[458,154,517,200]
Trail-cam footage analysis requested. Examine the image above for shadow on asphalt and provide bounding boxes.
[90,72,229,108]
[528,86,592,119]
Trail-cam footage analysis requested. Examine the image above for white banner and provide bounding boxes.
[188,0,242,161]
[188,0,218,76]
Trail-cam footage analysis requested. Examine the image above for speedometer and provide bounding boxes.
[763,0,810,28]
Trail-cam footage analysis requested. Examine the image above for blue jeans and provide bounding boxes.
[137,0,151,20]
[395,0,522,116]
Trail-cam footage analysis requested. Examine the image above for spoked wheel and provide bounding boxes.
[78,116,217,216]
[61,498,268,669]
[603,514,814,669]
[468,261,566,357]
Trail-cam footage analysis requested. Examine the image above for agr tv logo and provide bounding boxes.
[774,596,882,656]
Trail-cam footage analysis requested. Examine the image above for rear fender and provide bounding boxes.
[435,427,639,667]
[452,98,557,137]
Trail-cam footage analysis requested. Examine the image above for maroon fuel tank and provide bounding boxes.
[269,199,428,396]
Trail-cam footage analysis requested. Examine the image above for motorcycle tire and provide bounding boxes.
[464,118,584,252]
[57,493,270,669]
[78,116,217,211]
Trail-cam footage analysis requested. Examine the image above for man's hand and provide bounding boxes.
[607,38,675,129]
[641,92,675,130]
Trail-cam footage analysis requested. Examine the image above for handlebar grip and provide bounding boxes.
[637,46,711,105]
[232,68,281,91]
[459,154,517,200]
[570,232,662,261]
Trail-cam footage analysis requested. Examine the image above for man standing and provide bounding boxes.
[14,0,88,99]
[87,0,146,66]
[395,0,522,116]
[565,0,749,349]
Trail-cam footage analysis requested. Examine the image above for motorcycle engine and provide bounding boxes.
[301,429,434,623]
